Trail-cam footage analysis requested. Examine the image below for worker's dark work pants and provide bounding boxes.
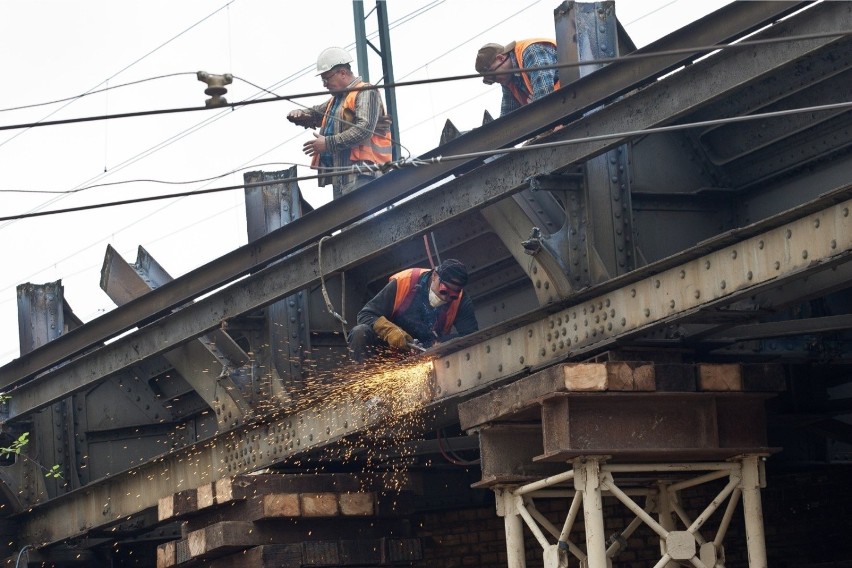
[347,323,381,363]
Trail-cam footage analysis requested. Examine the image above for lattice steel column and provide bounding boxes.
[656,481,679,568]
[496,488,527,568]
[740,455,768,567]
[574,458,608,567]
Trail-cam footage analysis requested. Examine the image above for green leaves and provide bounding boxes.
[45,464,62,479]
[0,414,63,479]
[0,431,29,458]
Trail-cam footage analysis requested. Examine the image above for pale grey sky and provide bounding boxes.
[0,0,731,366]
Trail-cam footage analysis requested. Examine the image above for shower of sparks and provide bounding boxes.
[19,347,451,531]
[313,356,436,491]
[223,350,440,492]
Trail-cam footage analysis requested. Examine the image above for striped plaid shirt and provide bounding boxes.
[304,76,385,194]
[500,42,559,116]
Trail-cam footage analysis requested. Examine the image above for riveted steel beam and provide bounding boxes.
[560,1,638,277]
[16,181,852,547]
[431,189,852,399]
[0,0,807,388]
[4,2,847,421]
[15,282,67,503]
[480,197,575,304]
[527,173,610,291]
[244,168,310,392]
[17,383,433,545]
[99,245,251,427]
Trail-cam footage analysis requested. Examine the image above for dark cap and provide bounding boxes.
[436,259,469,287]
[474,41,516,74]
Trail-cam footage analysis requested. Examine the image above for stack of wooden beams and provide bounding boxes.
[156,473,421,567]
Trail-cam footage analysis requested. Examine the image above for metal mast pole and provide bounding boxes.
[351,0,401,160]
[375,0,401,160]
[352,0,370,82]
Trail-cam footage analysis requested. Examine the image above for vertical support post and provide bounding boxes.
[244,167,310,394]
[16,282,72,501]
[553,2,581,86]
[376,0,401,160]
[554,1,637,278]
[655,481,679,568]
[350,0,400,159]
[740,455,768,568]
[574,458,607,568]
[352,0,370,82]
[495,488,526,568]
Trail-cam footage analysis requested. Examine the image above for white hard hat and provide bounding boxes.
[316,47,353,75]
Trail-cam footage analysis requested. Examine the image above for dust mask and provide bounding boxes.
[429,288,446,307]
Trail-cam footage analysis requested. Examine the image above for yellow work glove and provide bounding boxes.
[373,316,413,350]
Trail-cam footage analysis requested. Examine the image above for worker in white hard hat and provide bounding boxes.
[287,47,393,199]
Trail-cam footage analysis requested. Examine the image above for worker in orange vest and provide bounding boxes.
[475,39,561,116]
[287,47,392,199]
[348,259,479,362]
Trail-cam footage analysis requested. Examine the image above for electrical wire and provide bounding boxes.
[1,5,843,320]
[430,233,442,266]
[423,235,437,270]
[317,235,349,335]
[0,162,302,194]
[0,24,843,222]
[0,0,241,231]
[1,8,837,214]
[0,30,846,135]
[2,99,848,223]
[436,429,480,466]
[0,0,437,234]
[0,73,197,114]
[282,81,415,163]
[398,0,542,81]
[0,1,236,150]
[14,544,32,568]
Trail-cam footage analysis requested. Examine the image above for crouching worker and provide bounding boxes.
[348,259,479,363]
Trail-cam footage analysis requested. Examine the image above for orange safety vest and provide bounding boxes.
[506,38,561,107]
[389,268,462,336]
[311,81,392,169]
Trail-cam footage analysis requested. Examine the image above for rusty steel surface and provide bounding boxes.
[4,3,847,421]
[538,393,771,460]
[0,0,806,389]
[7,3,852,560]
[13,184,848,545]
[16,391,422,545]
[432,189,852,401]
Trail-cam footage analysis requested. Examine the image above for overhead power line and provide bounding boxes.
[0,162,303,195]
[0,30,846,134]
[0,73,197,114]
[2,100,849,223]
[0,1,236,146]
[0,0,241,232]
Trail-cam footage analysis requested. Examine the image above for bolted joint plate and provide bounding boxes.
[666,531,696,561]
